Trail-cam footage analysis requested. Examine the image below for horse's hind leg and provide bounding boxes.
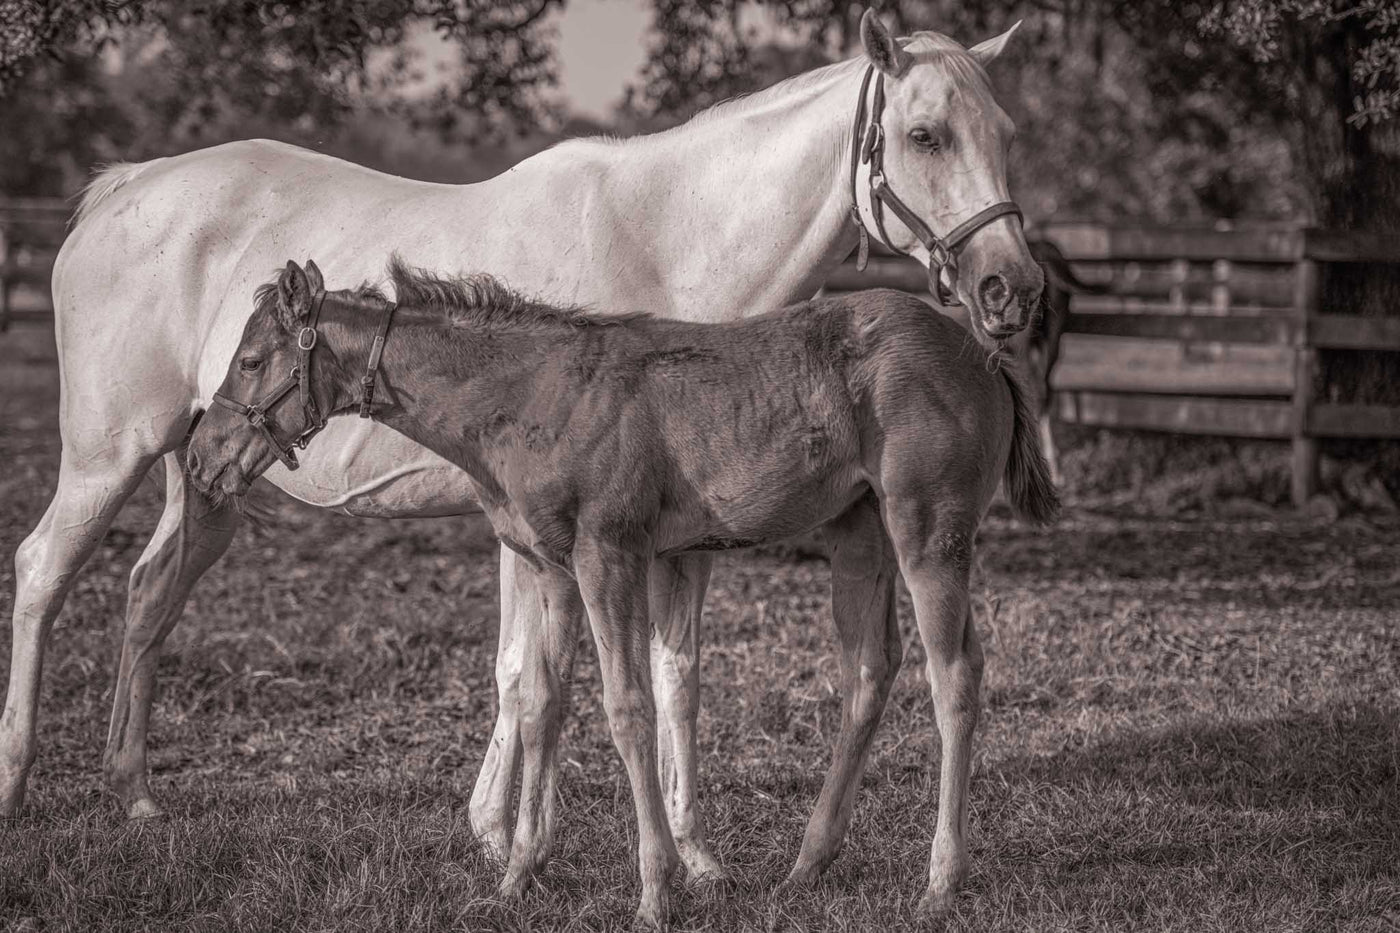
[0,445,160,815]
[788,493,902,884]
[103,450,239,818]
[884,497,984,917]
[497,563,581,897]
[649,553,725,883]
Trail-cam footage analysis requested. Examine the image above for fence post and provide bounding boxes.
[0,224,9,332]
[1290,257,1319,506]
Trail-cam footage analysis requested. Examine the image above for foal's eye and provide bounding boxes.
[909,128,941,152]
[239,358,263,373]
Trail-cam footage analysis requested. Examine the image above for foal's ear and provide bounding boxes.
[861,9,911,78]
[969,21,1022,66]
[275,260,313,331]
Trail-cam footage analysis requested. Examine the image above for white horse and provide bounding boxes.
[1,11,1039,912]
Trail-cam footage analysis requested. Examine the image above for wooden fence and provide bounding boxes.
[6,198,1399,505]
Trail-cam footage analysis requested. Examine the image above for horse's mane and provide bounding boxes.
[384,256,646,330]
[590,29,989,147]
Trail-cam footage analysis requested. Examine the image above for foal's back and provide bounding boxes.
[486,288,1014,560]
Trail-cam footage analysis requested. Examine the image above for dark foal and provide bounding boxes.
[187,258,1058,926]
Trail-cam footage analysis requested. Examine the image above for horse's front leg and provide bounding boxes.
[470,546,542,862]
[498,561,582,897]
[649,553,725,884]
[576,537,679,929]
[788,493,902,884]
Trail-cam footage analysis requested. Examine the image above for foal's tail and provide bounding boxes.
[1001,363,1060,526]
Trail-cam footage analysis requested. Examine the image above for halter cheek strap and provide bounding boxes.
[849,64,1024,306]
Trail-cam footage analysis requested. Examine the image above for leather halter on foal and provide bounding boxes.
[211,288,396,471]
[849,64,1023,307]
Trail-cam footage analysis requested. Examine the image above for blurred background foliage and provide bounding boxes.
[2,0,1397,231]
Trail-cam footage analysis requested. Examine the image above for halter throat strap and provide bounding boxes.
[849,64,1024,306]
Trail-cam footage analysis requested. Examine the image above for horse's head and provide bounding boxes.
[187,259,352,499]
[853,10,1042,342]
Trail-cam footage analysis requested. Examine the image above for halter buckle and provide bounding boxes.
[298,327,318,351]
[247,407,267,427]
[929,239,952,269]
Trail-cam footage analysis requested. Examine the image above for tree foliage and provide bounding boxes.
[0,1,563,136]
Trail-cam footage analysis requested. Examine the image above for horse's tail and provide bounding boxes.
[71,159,164,228]
[1028,238,1111,295]
[1001,361,1060,526]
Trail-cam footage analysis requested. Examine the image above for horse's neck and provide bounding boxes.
[336,311,550,473]
[572,63,862,317]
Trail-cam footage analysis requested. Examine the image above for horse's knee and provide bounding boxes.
[604,689,655,748]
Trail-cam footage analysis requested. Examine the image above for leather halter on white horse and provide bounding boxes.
[849,63,1025,306]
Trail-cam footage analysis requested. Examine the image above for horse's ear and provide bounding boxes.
[304,258,325,296]
[969,21,1021,66]
[860,9,911,77]
[275,260,312,331]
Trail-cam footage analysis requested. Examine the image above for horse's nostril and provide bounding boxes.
[185,447,201,477]
[978,274,1012,315]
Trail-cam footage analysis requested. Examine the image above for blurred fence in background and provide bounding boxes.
[0,197,67,330]
[6,197,1400,504]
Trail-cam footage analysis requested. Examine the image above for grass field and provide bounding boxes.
[2,323,1398,932]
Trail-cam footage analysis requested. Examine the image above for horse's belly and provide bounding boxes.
[264,418,481,518]
[657,466,866,556]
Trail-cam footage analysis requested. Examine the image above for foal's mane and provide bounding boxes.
[382,256,644,330]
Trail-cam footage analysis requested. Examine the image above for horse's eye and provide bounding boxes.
[910,128,941,151]
[239,358,263,373]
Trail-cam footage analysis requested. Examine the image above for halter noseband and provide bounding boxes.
[849,64,1024,306]
[211,288,396,471]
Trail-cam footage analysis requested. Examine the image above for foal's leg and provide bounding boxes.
[885,502,984,917]
[103,451,240,818]
[1,445,160,815]
[499,564,582,897]
[788,494,902,884]
[649,553,725,883]
[470,546,542,861]
[576,538,679,929]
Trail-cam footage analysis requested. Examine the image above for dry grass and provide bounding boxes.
[2,323,1398,932]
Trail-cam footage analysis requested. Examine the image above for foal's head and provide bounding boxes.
[855,11,1043,340]
[187,260,366,498]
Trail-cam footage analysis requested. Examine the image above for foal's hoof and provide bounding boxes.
[126,797,164,820]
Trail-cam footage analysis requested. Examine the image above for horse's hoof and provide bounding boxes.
[497,871,531,901]
[782,860,824,890]
[684,860,730,890]
[474,828,511,866]
[916,888,956,921]
[633,901,670,931]
[126,797,163,820]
